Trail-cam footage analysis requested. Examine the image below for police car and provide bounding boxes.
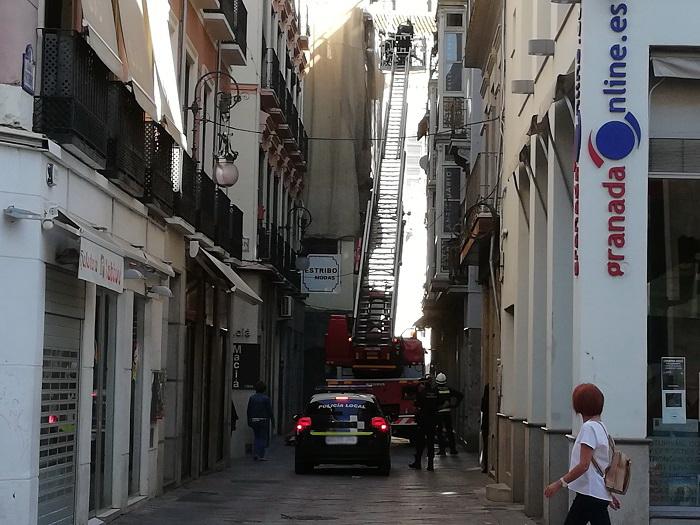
[294,392,391,475]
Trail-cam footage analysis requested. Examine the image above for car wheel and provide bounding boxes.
[295,458,313,475]
[377,457,391,476]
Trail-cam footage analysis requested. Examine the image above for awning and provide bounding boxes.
[146,0,187,149]
[189,242,263,305]
[82,0,123,78]
[118,0,158,120]
[652,51,700,80]
[55,210,174,278]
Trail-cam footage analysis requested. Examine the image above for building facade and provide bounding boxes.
[0,0,308,523]
[455,0,700,523]
[420,0,483,452]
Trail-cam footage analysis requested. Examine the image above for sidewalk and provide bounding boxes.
[113,440,538,524]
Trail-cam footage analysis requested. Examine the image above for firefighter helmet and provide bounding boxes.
[436,373,447,385]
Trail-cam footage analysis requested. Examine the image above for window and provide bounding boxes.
[443,167,461,233]
[444,33,463,92]
[446,13,463,28]
[443,97,465,130]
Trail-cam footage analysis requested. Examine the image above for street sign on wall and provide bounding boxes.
[302,254,341,294]
[232,343,260,390]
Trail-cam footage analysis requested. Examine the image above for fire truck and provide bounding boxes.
[323,27,425,439]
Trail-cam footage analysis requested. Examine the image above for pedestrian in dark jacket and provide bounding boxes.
[247,381,273,461]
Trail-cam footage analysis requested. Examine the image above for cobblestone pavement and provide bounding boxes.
[113,441,538,525]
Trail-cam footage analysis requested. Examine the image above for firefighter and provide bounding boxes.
[409,374,439,471]
[436,373,464,455]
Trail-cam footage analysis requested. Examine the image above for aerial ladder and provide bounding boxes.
[352,45,410,350]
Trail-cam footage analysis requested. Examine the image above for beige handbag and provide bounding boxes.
[591,422,632,495]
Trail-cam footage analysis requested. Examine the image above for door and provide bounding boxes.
[128,296,146,496]
[90,290,117,514]
[38,268,85,525]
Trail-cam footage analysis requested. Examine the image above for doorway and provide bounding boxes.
[128,296,146,496]
[90,290,117,514]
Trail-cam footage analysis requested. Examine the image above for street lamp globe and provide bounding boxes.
[214,155,240,187]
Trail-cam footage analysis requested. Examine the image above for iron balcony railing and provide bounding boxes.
[33,29,111,166]
[197,174,217,241]
[257,224,271,260]
[462,151,499,237]
[101,82,146,197]
[262,48,285,105]
[288,95,299,143]
[143,122,175,216]
[173,151,197,227]
[231,205,243,260]
[232,0,248,57]
[215,189,233,254]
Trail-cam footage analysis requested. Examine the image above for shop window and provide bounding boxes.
[648,178,700,514]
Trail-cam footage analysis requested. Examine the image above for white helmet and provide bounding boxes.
[436,373,447,385]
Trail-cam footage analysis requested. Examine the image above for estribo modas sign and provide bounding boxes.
[302,254,341,293]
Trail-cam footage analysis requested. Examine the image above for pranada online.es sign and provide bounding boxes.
[575,3,639,278]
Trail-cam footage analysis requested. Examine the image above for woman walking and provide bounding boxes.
[247,381,273,461]
[544,383,621,524]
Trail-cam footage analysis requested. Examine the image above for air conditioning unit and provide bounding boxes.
[279,295,293,318]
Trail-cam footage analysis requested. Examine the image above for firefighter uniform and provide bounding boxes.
[409,378,439,471]
[436,374,464,455]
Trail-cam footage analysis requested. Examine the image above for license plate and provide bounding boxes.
[325,436,358,445]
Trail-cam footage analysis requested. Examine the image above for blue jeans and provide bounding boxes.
[251,419,269,458]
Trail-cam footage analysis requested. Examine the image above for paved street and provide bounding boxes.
[114,441,537,525]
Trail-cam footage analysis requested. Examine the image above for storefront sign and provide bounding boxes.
[22,44,35,95]
[232,343,260,390]
[78,237,124,293]
[302,254,341,293]
[661,357,687,424]
[576,3,641,278]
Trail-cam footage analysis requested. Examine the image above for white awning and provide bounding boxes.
[55,210,175,278]
[652,51,700,80]
[189,242,263,305]
[146,0,188,149]
[82,0,123,78]
[118,0,158,120]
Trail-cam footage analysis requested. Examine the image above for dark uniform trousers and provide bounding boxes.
[414,416,437,460]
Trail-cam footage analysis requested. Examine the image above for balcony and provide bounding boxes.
[221,0,248,67]
[230,205,243,260]
[172,151,198,228]
[459,152,499,265]
[143,122,175,216]
[215,190,233,253]
[100,82,146,197]
[33,30,111,169]
[197,174,217,241]
[257,225,299,288]
[191,0,219,9]
[261,48,286,122]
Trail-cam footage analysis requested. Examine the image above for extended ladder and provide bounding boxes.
[353,50,410,347]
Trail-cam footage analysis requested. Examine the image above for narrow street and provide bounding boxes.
[113,442,537,525]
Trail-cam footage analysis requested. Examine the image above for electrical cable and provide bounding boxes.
[198,115,498,143]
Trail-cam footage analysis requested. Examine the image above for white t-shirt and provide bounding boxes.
[568,420,612,501]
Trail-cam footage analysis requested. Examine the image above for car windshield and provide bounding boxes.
[308,399,378,421]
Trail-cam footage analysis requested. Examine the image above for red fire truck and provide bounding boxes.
[324,315,425,439]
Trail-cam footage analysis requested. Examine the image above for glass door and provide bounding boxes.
[648,178,700,516]
[90,291,116,514]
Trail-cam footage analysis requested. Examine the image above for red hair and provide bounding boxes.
[572,383,604,417]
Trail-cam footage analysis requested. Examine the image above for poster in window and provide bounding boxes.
[662,357,686,424]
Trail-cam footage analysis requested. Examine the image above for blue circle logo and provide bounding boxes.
[588,112,642,168]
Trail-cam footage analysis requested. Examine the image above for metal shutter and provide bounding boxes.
[38,269,84,525]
